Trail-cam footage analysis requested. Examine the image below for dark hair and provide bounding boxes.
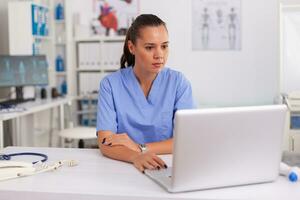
[120,14,167,68]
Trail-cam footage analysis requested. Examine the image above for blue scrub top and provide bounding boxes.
[96,67,195,144]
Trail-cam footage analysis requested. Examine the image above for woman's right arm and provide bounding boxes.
[97,130,140,163]
[97,130,167,173]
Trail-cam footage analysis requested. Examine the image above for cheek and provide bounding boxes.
[163,50,169,60]
[165,50,169,57]
[137,50,152,61]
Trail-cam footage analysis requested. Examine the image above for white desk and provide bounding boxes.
[0,146,299,200]
[0,97,73,148]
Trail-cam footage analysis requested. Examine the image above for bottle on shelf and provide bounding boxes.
[61,80,67,95]
[55,55,64,72]
[55,3,64,20]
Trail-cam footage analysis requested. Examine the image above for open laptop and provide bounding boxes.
[145,105,287,193]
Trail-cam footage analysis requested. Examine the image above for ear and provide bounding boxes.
[127,40,135,55]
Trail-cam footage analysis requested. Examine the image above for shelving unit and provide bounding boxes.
[1,0,71,97]
[284,94,300,152]
[0,0,67,147]
[1,0,57,93]
[52,0,68,96]
[75,36,125,126]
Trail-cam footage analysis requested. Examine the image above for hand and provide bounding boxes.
[131,152,168,173]
[101,133,140,152]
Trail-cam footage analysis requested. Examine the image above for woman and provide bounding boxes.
[97,14,195,173]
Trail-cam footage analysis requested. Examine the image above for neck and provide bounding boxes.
[133,65,159,97]
[133,66,157,87]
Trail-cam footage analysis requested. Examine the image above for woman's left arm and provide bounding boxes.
[145,138,173,154]
[103,134,173,155]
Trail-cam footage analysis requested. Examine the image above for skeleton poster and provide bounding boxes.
[192,0,241,51]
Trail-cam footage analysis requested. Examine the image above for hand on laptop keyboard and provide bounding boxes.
[131,152,168,174]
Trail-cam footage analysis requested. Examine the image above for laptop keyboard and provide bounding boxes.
[145,167,172,178]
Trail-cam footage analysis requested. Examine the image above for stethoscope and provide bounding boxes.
[0,152,48,164]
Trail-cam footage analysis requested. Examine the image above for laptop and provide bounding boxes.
[145,105,287,193]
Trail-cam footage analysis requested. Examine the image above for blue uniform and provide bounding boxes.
[96,67,195,144]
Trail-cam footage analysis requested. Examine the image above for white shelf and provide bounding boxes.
[76,68,102,72]
[56,71,67,76]
[33,35,52,41]
[101,67,119,71]
[76,68,118,72]
[76,94,98,100]
[55,20,65,24]
[75,35,125,42]
[55,42,66,46]
[76,110,97,115]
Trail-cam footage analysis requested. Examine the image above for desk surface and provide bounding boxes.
[0,147,299,200]
[0,97,73,121]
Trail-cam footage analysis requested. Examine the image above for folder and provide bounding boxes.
[79,72,105,95]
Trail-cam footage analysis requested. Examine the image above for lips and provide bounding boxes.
[152,63,163,68]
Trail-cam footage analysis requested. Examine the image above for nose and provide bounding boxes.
[154,48,163,60]
[154,55,163,60]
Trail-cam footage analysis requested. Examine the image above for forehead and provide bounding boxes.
[137,25,168,44]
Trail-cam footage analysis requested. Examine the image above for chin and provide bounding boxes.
[150,66,164,73]
[149,69,161,75]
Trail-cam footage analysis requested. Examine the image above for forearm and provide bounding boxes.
[99,143,140,163]
[97,130,172,160]
[146,138,173,154]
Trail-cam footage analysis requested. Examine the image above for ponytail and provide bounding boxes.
[120,29,135,68]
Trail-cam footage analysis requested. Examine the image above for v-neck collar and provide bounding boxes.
[129,67,162,106]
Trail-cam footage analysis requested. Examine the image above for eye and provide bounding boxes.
[162,44,169,50]
[145,46,153,50]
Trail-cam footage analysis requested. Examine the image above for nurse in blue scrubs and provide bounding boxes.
[97,14,195,173]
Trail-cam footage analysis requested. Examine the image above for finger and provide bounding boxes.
[109,141,126,147]
[142,160,156,170]
[103,139,111,146]
[147,156,164,170]
[97,131,113,141]
[108,143,125,148]
[152,155,167,168]
[148,158,162,170]
[103,136,113,145]
[134,163,145,174]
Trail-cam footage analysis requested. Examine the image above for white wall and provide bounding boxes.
[280,0,300,95]
[68,0,280,107]
[0,0,282,106]
[140,0,280,107]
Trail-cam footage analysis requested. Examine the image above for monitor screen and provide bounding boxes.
[0,55,48,87]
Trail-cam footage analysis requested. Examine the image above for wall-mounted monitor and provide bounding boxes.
[0,55,48,104]
[0,55,48,87]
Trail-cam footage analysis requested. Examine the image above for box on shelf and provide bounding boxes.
[79,72,105,95]
[31,4,49,36]
[77,41,123,71]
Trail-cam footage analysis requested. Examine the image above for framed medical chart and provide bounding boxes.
[91,0,139,36]
[192,0,241,51]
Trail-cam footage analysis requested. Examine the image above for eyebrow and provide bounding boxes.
[144,41,169,45]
